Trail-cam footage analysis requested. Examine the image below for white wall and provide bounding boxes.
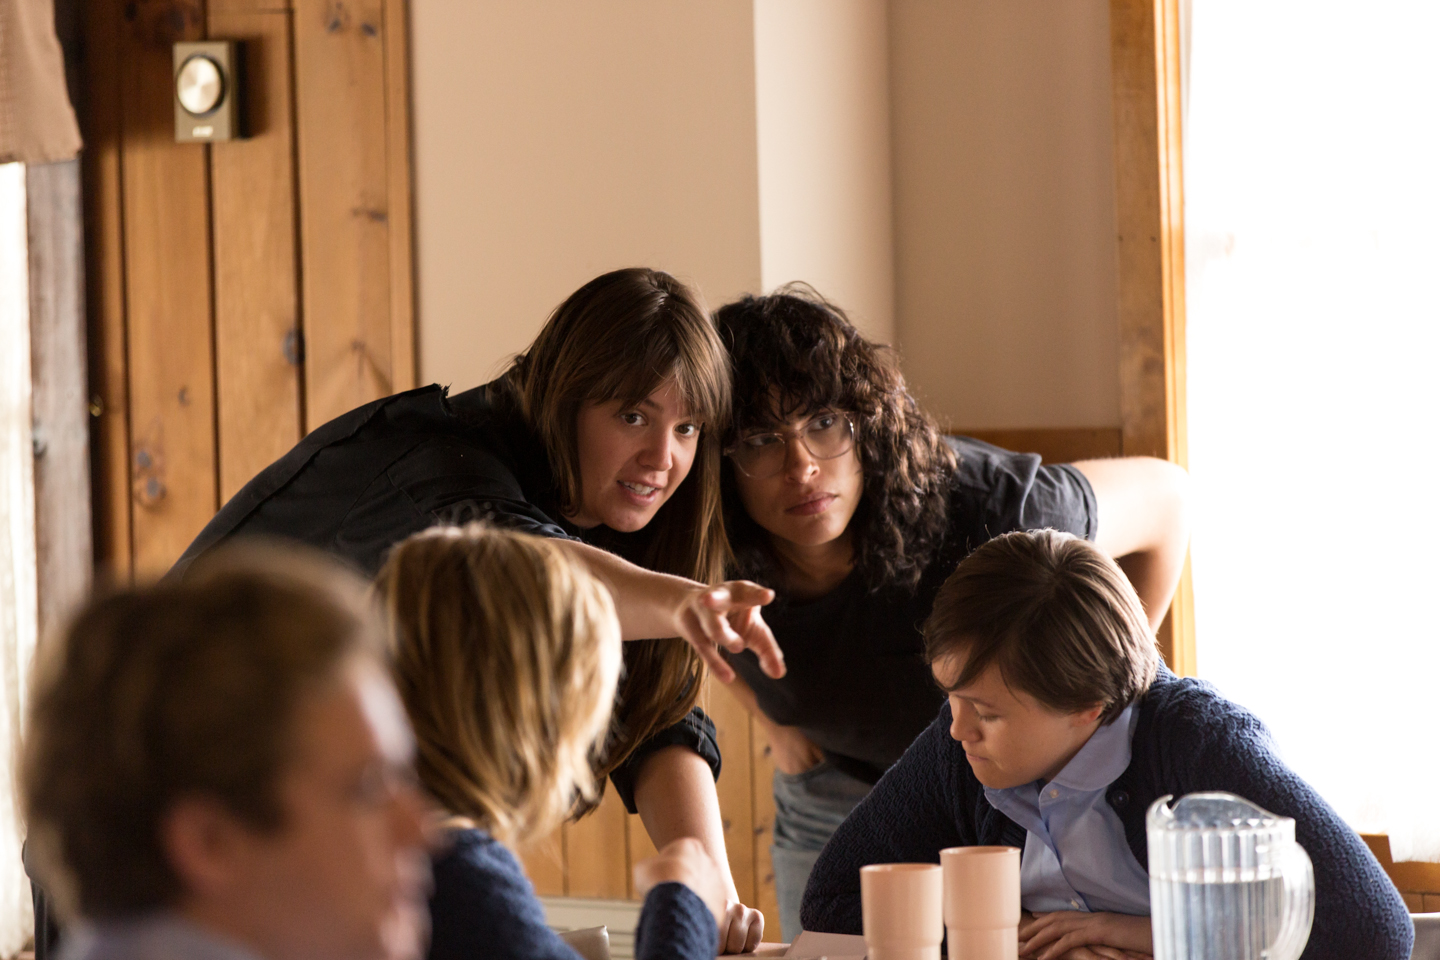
[754,0,896,344]
[412,1,763,392]
[412,0,1123,430]
[889,0,1121,429]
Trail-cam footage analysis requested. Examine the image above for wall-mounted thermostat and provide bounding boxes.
[173,41,243,143]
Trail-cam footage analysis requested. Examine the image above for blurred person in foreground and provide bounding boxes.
[376,524,745,959]
[21,544,434,960]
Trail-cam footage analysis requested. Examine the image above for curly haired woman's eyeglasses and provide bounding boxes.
[724,412,855,479]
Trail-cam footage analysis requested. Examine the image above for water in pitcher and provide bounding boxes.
[1147,793,1314,960]
[1150,875,1286,960]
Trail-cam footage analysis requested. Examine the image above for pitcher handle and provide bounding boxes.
[1266,844,1314,960]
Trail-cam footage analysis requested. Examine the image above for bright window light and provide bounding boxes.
[1186,3,1440,860]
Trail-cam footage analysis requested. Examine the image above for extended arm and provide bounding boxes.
[554,539,784,682]
[1070,458,1189,630]
[632,745,764,953]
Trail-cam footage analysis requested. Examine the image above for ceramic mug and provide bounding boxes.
[940,846,1021,960]
[860,863,944,960]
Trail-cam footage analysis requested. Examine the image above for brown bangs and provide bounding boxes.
[589,324,730,436]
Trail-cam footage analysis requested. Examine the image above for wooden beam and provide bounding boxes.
[293,0,397,428]
[117,0,220,577]
[208,9,305,500]
[1109,0,1195,674]
[82,0,133,581]
[383,0,416,392]
[957,427,1123,465]
[26,159,93,634]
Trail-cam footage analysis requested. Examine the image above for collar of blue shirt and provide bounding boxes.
[59,914,266,960]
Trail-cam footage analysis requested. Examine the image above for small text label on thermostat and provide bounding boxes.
[193,125,214,137]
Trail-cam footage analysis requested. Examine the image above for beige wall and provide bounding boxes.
[889,0,1121,429]
[412,0,1122,429]
[412,1,762,392]
[754,0,895,344]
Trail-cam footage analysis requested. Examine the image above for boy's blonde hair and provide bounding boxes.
[376,524,623,846]
[923,529,1158,723]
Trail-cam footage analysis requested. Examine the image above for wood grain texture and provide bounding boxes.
[625,810,660,901]
[1108,0,1194,674]
[565,788,631,899]
[520,828,566,898]
[118,0,219,576]
[26,160,93,633]
[958,427,1123,465]
[382,0,415,392]
[209,0,290,13]
[82,0,133,581]
[703,680,757,906]
[751,716,780,928]
[209,9,304,500]
[293,0,394,429]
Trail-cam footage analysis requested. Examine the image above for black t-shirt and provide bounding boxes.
[727,436,1098,784]
[172,381,721,811]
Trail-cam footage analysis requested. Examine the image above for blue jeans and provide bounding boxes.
[770,762,873,942]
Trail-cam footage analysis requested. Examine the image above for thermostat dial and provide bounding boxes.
[176,54,224,116]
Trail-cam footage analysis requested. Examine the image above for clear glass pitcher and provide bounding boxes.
[1147,792,1314,960]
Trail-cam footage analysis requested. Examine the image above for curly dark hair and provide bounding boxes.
[714,285,956,592]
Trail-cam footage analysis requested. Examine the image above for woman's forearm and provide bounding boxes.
[1071,457,1191,630]
[553,539,702,640]
[551,539,785,680]
[631,744,740,901]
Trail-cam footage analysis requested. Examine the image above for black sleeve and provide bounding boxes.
[383,436,579,542]
[801,707,972,934]
[1160,694,1413,960]
[608,707,722,814]
[944,436,1098,549]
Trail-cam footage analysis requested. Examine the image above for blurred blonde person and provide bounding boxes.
[21,544,433,960]
[376,524,743,960]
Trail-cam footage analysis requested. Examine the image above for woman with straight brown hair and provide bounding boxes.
[165,267,777,946]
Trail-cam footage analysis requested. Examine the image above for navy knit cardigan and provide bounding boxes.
[428,829,714,960]
[800,670,1413,960]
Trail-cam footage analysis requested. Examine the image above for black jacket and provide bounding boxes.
[173,380,722,808]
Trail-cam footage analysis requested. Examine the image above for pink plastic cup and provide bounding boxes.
[860,863,944,960]
[940,846,1021,960]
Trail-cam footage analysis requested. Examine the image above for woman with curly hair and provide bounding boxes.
[713,287,1190,940]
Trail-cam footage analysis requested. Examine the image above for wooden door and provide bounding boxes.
[84,0,415,580]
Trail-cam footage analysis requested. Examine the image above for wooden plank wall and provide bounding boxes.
[1109,0,1195,676]
[84,0,415,580]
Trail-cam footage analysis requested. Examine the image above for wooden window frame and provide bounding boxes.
[1110,0,1195,675]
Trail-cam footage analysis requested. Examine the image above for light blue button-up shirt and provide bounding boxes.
[982,704,1150,916]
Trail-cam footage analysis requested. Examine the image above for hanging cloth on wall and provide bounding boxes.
[0,0,81,163]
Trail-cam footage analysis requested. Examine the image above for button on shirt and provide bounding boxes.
[983,705,1150,916]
